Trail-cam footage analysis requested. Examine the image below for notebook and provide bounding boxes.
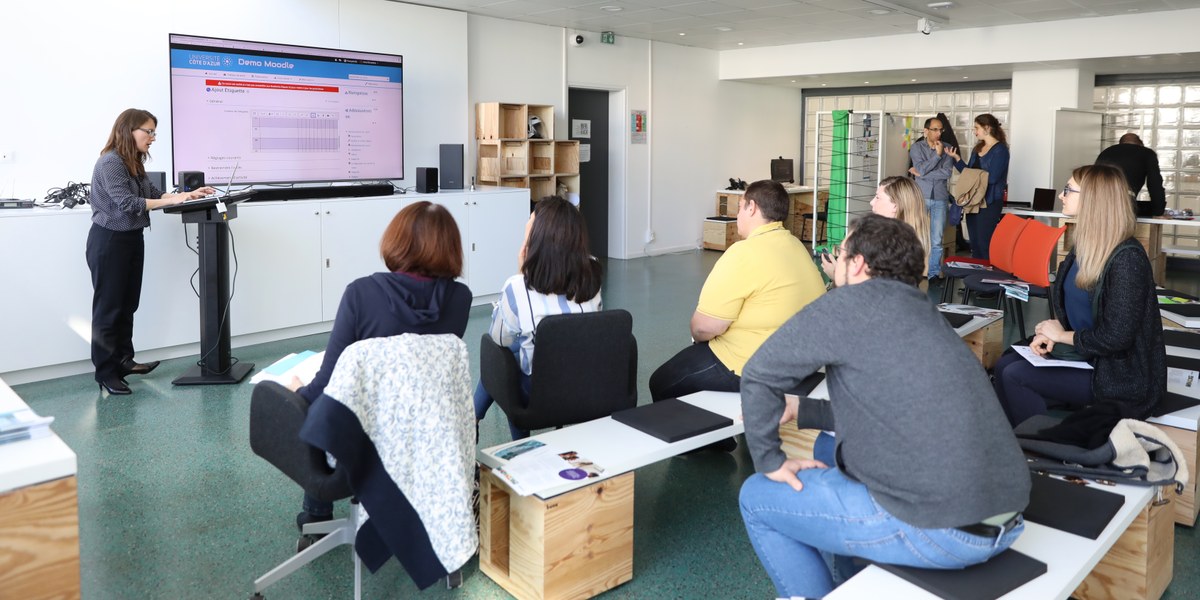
[610,398,733,443]
[1161,303,1200,328]
[1031,187,1057,211]
[1023,473,1125,540]
[941,311,973,329]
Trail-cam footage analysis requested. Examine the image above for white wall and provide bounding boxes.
[1008,68,1093,202]
[0,0,467,199]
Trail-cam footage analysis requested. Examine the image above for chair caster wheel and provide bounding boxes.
[250,594,264,600]
[296,534,316,553]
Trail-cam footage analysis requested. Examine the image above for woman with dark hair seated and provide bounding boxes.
[288,201,472,537]
[992,164,1165,429]
[474,196,604,439]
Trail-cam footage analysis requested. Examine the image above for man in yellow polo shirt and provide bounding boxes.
[649,179,826,408]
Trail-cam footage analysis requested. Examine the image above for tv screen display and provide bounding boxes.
[169,34,403,186]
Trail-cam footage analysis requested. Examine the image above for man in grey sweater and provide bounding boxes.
[738,214,1030,599]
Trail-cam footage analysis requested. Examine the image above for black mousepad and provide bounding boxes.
[877,549,1046,600]
[610,398,733,443]
[1023,473,1125,540]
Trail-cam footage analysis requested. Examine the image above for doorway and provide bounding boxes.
[568,88,609,260]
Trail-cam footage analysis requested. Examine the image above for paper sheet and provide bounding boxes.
[1013,345,1093,369]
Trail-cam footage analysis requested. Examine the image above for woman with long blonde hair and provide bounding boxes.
[991,164,1164,427]
[821,176,931,280]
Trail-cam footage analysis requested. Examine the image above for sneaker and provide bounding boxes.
[294,511,333,553]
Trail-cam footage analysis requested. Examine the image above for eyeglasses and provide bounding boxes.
[1061,184,1081,196]
[135,128,157,137]
[926,127,943,132]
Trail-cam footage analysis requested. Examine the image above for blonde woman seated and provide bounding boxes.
[822,176,931,288]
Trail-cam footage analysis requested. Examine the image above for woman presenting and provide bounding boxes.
[948,114,1009,259]
[991,164,1165,427]
[87,109,215,395]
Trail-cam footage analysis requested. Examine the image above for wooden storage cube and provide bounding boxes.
[501,141,528,176]
[1152,253,1166,286]
[500,177,528,189]
[715,192,739,218]
[477,103,527,140]
[478,141,502,182]
[529,176,555,201]
[478,469,634,600]
[554,141,580,175]
[527,104,554,140]
[557,174,579,195]
[529,141,554,175]
[1075,494,1174,600]
[703,218,741,251]
[1135,222,1163,258]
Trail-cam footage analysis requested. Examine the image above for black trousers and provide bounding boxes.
[86,224,144,382]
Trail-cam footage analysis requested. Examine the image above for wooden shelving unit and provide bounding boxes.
[476,103,579,202]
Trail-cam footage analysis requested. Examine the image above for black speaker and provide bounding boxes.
[179,171,205,192]
[439,144,464,189]
[416,167,438,194]
[148,171,167,193]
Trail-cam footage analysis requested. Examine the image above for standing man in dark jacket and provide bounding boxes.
[738,214,1029,599]
[1096,133,1166,217]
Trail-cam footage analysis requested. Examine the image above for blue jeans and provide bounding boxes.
[926,198,947,277]
[648,341,740,401]
[739,469,1023,598]
[474,377,532,440]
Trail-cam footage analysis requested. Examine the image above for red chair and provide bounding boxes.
[963,220,1065,339]
[940,214,1029,303]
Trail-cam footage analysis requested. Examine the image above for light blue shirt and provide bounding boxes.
[909,140,953,201]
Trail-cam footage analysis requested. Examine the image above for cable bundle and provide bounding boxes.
[45,182,90,208]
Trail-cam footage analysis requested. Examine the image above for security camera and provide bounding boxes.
[571,34,584,46]
[917,17,933,35]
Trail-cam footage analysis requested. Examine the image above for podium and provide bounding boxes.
[162,194,255,385]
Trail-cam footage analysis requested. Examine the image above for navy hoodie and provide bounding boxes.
[299,272,473,402]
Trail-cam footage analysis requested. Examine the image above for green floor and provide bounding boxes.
[12,249,1200,599]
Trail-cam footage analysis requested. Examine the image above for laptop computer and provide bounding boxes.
[1031,188,1056,211]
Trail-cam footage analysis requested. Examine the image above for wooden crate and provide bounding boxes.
[500,177,528,189]
[501,141,529,176]
[961,318,1004,369]
[0,476,80,599]
[1160,424,1199,526]
[557,174,579,195]
[530,141,554,176]
[554,141,579,175]
[477,103,527,140]
[715,192,740,217]
[1075,492,1174,600]
[528,104,555,139]
[479,469,634,600]
[529,176,555,201]
[703,218,740,251]
[1135,222,1163,258]
[478,141,502,182]
[943,223,958,256]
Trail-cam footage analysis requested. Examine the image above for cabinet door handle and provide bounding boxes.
[326,258,330,268]
[326,210,331,215]
[463,201,468,206]
[314,211,319,215]
[472,243,476,252]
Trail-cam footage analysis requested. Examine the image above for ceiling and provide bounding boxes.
[395,0,1200,88]
[398,0,1200,51]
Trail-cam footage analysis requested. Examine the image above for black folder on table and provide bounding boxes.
[610,398,733,443]
[1163,328,1200,350]
[878,549,1047,600]
[1023,473,1125,540]
[941,311,973,329]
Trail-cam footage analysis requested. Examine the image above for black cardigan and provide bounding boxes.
[1051,238,1165,418]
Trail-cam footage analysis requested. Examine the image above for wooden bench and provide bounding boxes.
[476,391,744,600]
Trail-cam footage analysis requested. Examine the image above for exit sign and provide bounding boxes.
[601,31,615,44]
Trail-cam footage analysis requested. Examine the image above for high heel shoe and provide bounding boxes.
[119,359,160,376]
[98,378,132,395]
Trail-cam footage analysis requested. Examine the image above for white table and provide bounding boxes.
[0,377,80,598]
[827,481,1157,600]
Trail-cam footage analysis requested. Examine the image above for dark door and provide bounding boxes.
[568,88,608,260]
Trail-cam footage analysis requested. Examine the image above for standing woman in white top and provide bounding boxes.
[474,196,604,439]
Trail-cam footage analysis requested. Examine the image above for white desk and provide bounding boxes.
[0,377,80,598]
[827,481,1158,600]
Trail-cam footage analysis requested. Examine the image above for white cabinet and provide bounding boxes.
[229,202,323,336]
[1,188,529,381]
[318,196,415,321]
[432,188,530,297]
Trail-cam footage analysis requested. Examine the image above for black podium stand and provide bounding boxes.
[163,195,255,385]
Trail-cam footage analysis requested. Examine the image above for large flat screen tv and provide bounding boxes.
[169,34,403,186]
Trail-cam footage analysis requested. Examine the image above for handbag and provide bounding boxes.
[948,202,964,226]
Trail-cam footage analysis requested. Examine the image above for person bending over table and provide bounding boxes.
[739,214,1029,599]
[473,196,603,440]
[288,201,472,540]
[650,180,824,409]
[947,113,1009,260]
[991,164,1165,428]
[87,108,216,396]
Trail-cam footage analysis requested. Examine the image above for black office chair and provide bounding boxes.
[248,380,463,599]
[480,309,638,432]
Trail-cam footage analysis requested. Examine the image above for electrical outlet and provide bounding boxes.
[0,150,13,163]
[644,229,655,243]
